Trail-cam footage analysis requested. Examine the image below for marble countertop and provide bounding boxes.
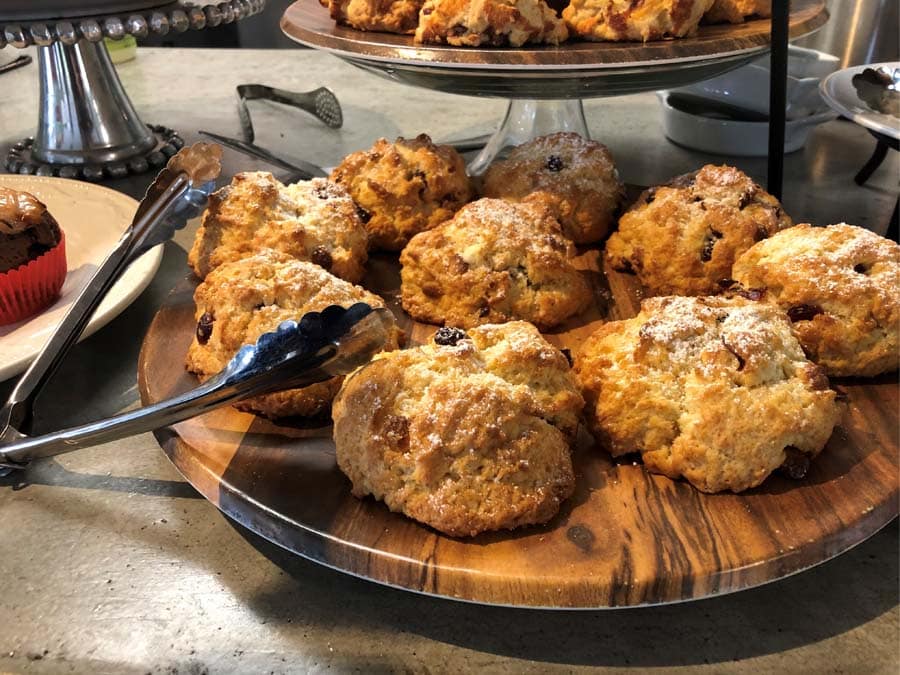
[0,46,897,674]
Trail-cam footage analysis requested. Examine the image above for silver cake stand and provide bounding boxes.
[281,0,827,183]
[0,0,265,180]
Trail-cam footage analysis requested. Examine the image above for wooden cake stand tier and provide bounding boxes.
[280,0,827,98]
[139,253,899,609]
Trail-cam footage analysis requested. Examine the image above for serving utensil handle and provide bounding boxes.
[0,304,393,469]
[0,175,191,436]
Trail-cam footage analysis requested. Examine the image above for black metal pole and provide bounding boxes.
[767,0,790,199]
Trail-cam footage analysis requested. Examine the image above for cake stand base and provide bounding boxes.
[6,125,184,180]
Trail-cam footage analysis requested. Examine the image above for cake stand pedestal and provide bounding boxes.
[0,0,265,180]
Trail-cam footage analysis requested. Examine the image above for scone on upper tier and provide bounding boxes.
[400,198,592,329]
[703,0,770,24]
[605,164,793,296]
[332,321,584,537]
[732,223,900,377]
[481,132,624,244]
[414,0,568,46]
[185,250,401,420]
[320,0,424,33]
[563,0,714,42]
[188,171,368,283]
[329,134,473,252]
[574,295,843,493]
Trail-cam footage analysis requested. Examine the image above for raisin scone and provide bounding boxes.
[605,165,793,296]
[320,0,424,33]
[732,223,900,377]
[415,0,567,46]
[704,0,770,23]
[573,295,842,493]
[188,172,368,284]
[186,250,401,420]
[563,0,714,42]
[333,322,584,537]
[329,134,473,251]
[481,132,624,244]
[400,198,591,329]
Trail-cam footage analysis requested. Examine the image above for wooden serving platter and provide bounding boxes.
[138,250,898,608]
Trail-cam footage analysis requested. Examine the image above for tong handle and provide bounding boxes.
[0,349,334,468]
[0,173,191,435]
[0,305,393,469]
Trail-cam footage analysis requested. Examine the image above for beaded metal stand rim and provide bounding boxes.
[0,0,266,48]
[6,126,185,181]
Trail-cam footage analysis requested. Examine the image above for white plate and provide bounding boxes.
[658,92,837,156]
[0,175,163,382]
[820,62,900,140]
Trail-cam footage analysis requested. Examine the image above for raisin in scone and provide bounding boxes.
[186,250,401,420]
[188,171,368,283]
[482,132,624,244]
[400,198,591,329]
[333,322,584,537]
[605,165,793,296]
[573,295,842,493]
[732,223,900,377]
[415,0,567,46]
[704,0,770,23]
[329,134,473,251]
[321,0,423,33]
[563,0,714,42]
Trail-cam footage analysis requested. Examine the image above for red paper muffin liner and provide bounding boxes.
[0,232,67,326]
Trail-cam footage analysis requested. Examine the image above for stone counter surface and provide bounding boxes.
[0,47,897,674]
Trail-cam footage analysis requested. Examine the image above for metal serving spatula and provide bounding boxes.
[0,303,393,470]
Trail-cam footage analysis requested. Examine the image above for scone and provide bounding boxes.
[732,223,900,377]
[574,295,842,493]
[415,0,568,46]
[188,171,368,283]
[400,198,591,329]
[704,0,770,23]
[329,134,473,251]
[564,0,714,42]
[333,321,584,537]
[481,132,624,244]
[186,250,400,420]
[321,0,423,33]
[605,165,793,296]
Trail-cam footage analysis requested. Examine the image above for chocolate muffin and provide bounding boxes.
[0,187,62,273]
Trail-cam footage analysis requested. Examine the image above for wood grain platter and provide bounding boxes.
[280,0,827,70]
[138,251,899,609]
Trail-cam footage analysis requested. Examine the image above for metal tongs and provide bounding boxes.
[0,144,391,472]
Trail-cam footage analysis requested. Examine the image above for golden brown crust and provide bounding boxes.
[332,321,584,537]
[414,0,568,46]
[732,223,900,377]
[400,198,592,329]
[481,132,624,244]
[563,0,714,41]
[574,295,842,493]
[323,0,424,33]
[185,250,400,419]
[605,164,793,296]
[704,0,770,24]
[329,134,473,252]
[188,172,368,284]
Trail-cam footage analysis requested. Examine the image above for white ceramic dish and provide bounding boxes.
[658,93,838,156]
[820,62,900,140]
[672,46,839,120]
[0,175,163,381]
